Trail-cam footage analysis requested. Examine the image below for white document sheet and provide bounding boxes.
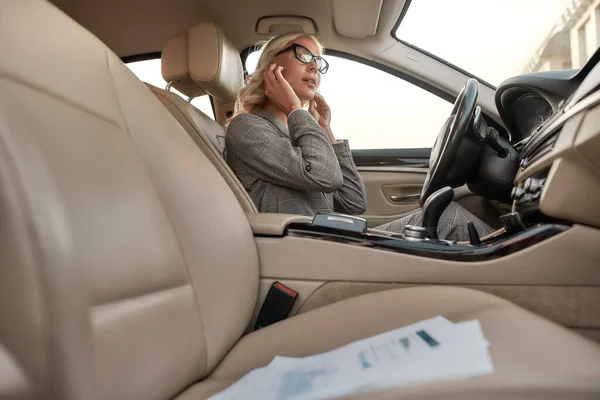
[209,316,494,400]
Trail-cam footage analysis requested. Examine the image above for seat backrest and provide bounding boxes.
[155,24,257,212]
[0,1,259,399]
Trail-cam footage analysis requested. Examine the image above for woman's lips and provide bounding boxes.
[302,79,316,88]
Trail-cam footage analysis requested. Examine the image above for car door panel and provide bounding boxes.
[351,148,429,226]
[352,148,430,167]
[357,168,506,228]
[358,169,425,227]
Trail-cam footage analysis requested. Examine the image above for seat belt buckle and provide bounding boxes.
[254,282,298,331]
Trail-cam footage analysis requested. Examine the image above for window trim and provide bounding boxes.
[352,148,431,167]
[122,52,217,119]
[241,46,457,104]
[121,52,162,64]
[390,0,496,90]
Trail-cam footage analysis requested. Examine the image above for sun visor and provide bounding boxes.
[332,0,383,39]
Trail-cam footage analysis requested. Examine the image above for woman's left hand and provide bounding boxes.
[309,93,331,130]
[309,94,337,143]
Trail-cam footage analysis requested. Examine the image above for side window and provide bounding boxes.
[126,58,215,120]
[245,52,453,150]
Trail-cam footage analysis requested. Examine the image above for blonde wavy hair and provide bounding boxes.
[231,33,324,120]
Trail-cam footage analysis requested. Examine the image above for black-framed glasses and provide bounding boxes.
[276,43,329,74]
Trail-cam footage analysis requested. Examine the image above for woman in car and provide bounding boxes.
[225,33,493,241]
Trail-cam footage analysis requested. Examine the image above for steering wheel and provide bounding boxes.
[420,78,480,207]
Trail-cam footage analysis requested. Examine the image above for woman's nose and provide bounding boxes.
[308,62,318,73]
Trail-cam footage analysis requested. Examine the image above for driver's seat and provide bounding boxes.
[1,1,599,400]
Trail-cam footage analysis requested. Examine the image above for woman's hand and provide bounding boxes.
[309,93,331,129]
[263,64,302,115]
[309,93,337,143]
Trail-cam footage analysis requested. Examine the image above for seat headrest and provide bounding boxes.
[161,32,206,98]
[186,22,244,103]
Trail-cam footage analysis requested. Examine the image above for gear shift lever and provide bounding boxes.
[421,186,454,239]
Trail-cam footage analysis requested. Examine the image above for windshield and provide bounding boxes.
[395,0,597,86]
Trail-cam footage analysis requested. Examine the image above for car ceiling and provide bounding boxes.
[50,0,406,60]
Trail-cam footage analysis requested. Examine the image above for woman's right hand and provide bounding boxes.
[263,63,302,115]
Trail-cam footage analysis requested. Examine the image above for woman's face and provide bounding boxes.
[272,36,321,102]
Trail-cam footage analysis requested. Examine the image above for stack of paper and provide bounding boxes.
[209,316,493,400]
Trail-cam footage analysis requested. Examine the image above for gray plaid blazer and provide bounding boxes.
[226,109,367,216]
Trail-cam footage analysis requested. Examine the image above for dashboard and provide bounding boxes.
[494,47,600,229]
[510,93,553,138]
[495,69,581,142]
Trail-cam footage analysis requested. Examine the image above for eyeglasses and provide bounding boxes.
[276,43,329,74]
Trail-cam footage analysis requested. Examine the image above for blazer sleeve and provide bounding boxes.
[226,110,343,193]
[332,141,367,215]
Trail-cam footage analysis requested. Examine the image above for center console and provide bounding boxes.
[284,218,567,262]
[273,180,568,262]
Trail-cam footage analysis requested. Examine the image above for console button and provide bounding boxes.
[511,187,526,200]
[523,178,545,193]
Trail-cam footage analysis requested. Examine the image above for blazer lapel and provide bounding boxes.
[252,110,291,138]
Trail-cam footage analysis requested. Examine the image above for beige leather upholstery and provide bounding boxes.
[161,22,244,104]
[1,1,599,400]
[187,22,244,103]
[151,28,256,212]
[159,30,225,154]
[161,32,206,98]
[0,344,30,399]
[245,212,312,236]
[182,287,600,399]
[147,83,257,212]
[0,1,258,398]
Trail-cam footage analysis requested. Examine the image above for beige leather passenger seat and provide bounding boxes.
[0,1,599,399]
[148,22,256,212]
